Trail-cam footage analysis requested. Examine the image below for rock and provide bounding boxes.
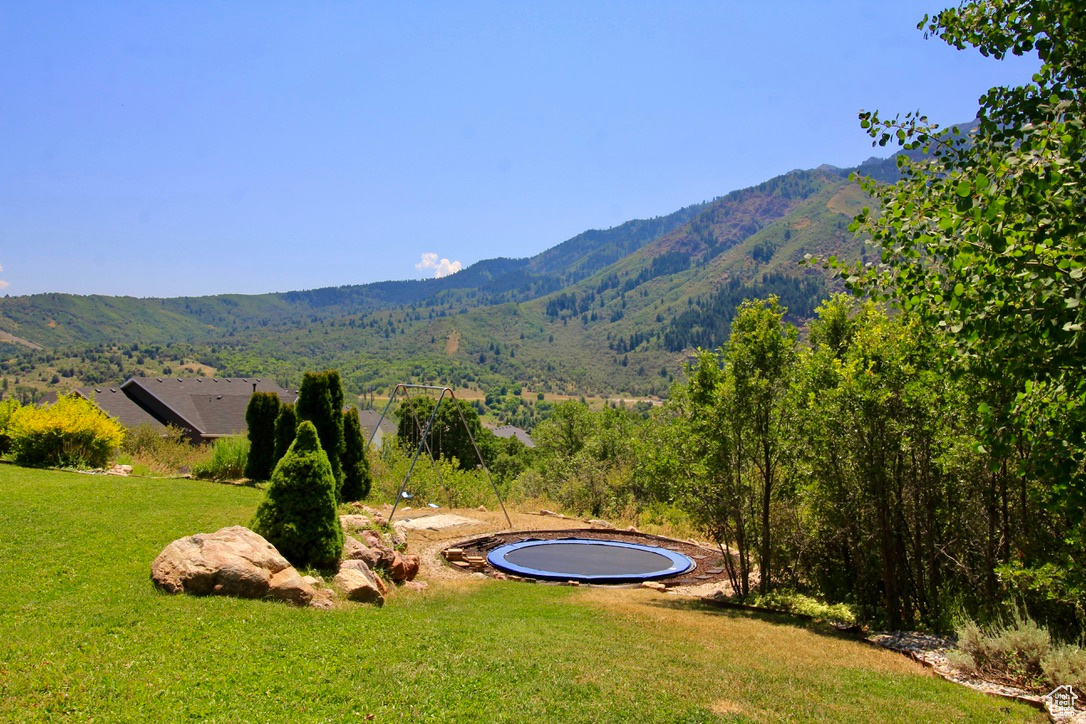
[641,581,667,592]
[388,552,421,582]
[339,514,371,531]
[301,575,321,588]
[266,568,316,606]
[586,519,614,528]
[150,526,318,607]
[402,580,429,592]
[343,536,381,567]
[340,559,387,595]
[361,530,384,549]
[477,505,488,512]
[108,464,133,476]
[334,567,384,605]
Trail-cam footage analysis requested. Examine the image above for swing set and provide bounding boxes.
[366,384,511,527]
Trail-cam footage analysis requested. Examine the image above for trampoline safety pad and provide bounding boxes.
[486,538,696,584]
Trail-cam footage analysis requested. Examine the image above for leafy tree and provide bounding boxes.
[340,407,372,502]
[639,349,756,596]
[840,0,1086,631]
[726,297,798,594]
[395,396,484,470]
[244,391,280,481]
[296,371,345,496]
[272,402,296,467]
[252,420,343,570]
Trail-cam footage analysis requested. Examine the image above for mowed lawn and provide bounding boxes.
[0,465,1043,722]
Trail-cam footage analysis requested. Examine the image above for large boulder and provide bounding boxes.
[335,560,385,605]
[151,526,318,607]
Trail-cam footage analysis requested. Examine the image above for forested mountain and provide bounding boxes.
[0,154,894,401]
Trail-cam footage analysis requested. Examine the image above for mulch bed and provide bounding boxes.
[443,527,733,587]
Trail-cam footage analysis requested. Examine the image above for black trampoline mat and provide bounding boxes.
[504,542,674,576]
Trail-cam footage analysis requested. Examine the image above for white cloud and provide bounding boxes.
[415,252,462,279]
[0,263,7,290]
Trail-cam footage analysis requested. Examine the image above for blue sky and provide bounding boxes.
[1,2,1040,298]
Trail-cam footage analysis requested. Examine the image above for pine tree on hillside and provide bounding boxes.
[340,406,372,502]
[251,420,343,570]
[244,391,281,481]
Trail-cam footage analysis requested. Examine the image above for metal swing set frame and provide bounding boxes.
[366,384,511,527]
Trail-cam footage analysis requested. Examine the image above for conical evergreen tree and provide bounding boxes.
[296,371,345,496]
[251,420,343,570]
[272,402,297,467]
[340,407,372,502]
[244,391,280,481]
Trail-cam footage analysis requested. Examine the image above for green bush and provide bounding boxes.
[1041,644,1086,689]
[742,591,858,625]
[244,392,281,481]
[192,436,249,482]
[950,610,1086,689]
[8,394,124,468]
[251,421,343,569]
[0,398,20,455]
[340,407,371,502]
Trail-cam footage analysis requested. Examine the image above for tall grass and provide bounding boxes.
[191,435,249,481]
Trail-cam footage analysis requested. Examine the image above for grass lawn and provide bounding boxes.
[0,464,1044,722]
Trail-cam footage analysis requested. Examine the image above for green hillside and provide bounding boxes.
[0,159,882,403]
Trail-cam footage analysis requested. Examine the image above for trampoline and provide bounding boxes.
[486,537,696,584]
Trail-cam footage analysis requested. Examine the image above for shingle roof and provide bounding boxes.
[72,387,168,432]
[357,409,398,447]
[489,424,536,448]
[120,377,297,438]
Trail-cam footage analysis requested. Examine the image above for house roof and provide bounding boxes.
[489,424,536,448]
[120,377,297,438]
[357,409,398,447]
[71,387,168,432]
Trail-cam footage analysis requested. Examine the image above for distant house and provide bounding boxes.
[488,424,535,448]
[357,409,398,448]
[72,377,297,444]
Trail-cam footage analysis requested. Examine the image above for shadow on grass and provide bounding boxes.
[646,594,871,644]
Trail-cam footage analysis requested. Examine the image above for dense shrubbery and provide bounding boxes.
[252,421,343,569]
[371,439,505,510]
[0,398,19,454]
[7,394,124,468]
[192,436,249,482]
[950,612,1086,690]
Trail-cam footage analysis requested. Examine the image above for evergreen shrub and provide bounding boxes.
[9,394,124,468]
[273,402,296,466]
[296,371,345,493]
[244,391,280,481]
[340,407,371,501]
[252,421,343,569]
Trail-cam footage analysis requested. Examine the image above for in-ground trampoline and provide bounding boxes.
[486,537,696,584]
